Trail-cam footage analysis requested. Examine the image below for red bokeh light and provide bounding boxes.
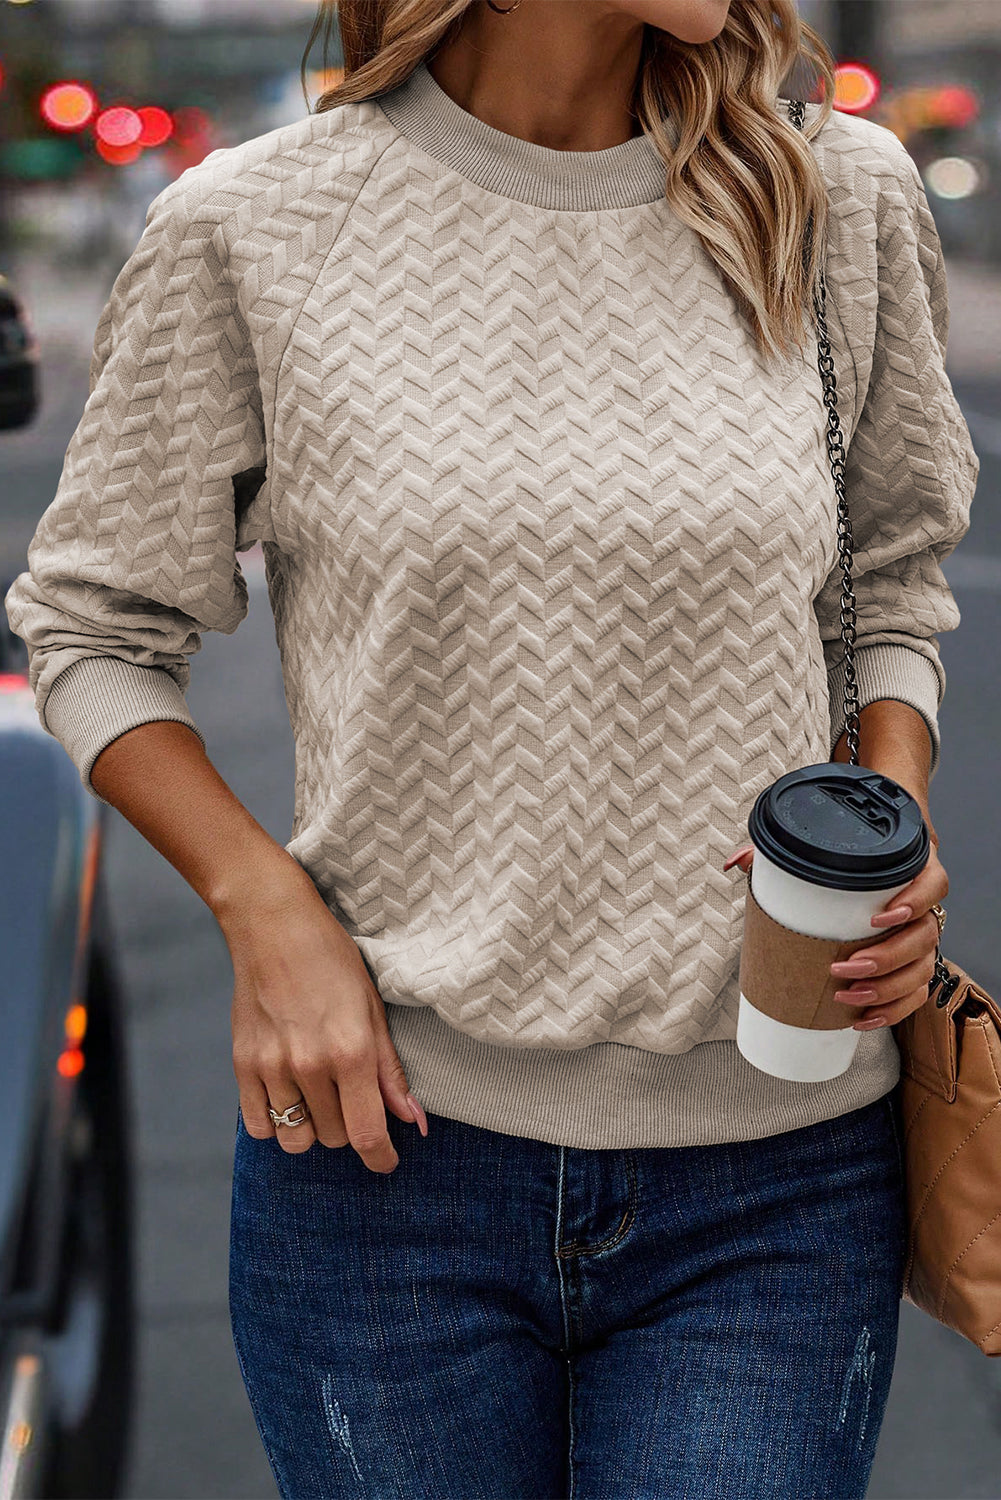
[96,137,144,165]
[95,105,143,147]
[172,105,211,145]
[931,85,979,129]
[40,80,98,132]
[57,1047,86,1079]
[137,105,174,147]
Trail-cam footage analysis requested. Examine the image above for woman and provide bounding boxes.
[4,0,979,1495]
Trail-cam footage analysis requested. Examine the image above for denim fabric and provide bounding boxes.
[229,1092,906,1500]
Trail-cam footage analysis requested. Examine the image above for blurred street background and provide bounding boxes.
[2,1,1000,1496]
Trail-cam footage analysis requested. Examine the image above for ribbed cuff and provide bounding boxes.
[42,655,207,806]
[826,643,942,777]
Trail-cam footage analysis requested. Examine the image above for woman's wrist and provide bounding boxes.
[210,851,320,935]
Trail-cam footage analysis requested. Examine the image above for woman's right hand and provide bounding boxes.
[219,871,428,1172]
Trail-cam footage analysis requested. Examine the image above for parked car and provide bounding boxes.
[0,611,136,1498]
[0,277,40,432]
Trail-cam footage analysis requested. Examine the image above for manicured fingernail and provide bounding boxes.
[723,845,754,871]
[854,1016,887,1029]
[831,958,878,977]
[871,905,912,926]
[406,1093,428,1137]
[834,988,878,1002]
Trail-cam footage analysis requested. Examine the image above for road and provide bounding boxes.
[2,253,1000,1500]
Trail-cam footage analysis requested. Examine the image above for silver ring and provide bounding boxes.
[268,1097,310,1129]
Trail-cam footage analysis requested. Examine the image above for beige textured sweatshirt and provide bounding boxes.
[4,62,979,1148]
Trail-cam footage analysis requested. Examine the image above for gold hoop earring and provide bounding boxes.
[486,0,523,12]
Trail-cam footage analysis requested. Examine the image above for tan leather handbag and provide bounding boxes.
[895,960,1001,1354]
[788,98,1001,1357]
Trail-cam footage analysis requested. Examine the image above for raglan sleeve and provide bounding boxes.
[814,129,980,780]
[3,167,268,806]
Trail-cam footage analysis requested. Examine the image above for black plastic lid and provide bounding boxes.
[747,763,930,891]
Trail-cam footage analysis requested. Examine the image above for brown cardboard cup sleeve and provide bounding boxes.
[739,876,895,1030]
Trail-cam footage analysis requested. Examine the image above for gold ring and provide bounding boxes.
[930,902,947,939]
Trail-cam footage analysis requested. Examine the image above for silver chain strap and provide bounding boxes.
[787,99,955,1002]
[786,97,862,768]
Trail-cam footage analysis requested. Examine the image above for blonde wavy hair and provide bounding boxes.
[301,1,837,362]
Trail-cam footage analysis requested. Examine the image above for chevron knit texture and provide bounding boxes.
[5,63,979,1147]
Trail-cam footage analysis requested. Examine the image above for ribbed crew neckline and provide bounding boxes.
[373,59,672,212]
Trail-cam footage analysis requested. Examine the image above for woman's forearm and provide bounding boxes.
[831,699,937,842]
[90,719,315,927]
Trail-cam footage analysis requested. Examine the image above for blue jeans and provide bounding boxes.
[229,1091,906,1500]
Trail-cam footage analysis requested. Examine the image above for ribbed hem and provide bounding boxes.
[826,642,943,778]
[42,655,206,806]
[385,1000,901,1149]
[374,59,673,211]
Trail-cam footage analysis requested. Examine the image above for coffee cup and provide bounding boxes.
[736,763,931,1082]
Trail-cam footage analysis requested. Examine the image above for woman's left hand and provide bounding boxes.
[722,838,949,1030]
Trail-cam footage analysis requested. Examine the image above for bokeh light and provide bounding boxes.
[926,156,984,201]
[137,105,174,147]
[95,105,143,147]
[95,137,144,165]
[171,105,211,145]
[928,86,979,130]
[65,1003,88,1046]
[57,1047,86,1079]
[833,62,880,115]
[40,80,98,132]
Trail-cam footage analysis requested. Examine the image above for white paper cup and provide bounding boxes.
[737,847,913,1081]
